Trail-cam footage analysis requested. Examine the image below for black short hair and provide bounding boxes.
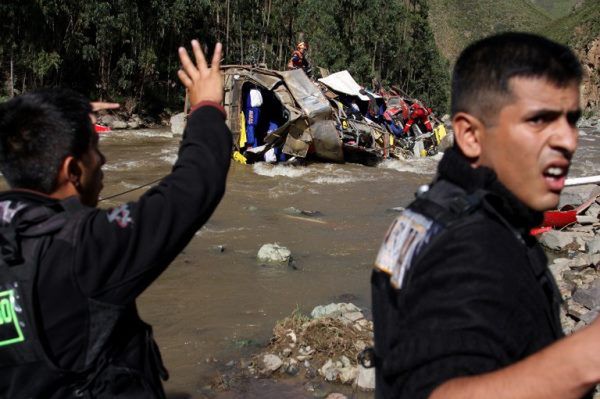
[451,32,582,125]
[0,88,94,193]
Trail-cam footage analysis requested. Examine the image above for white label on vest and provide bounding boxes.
[0,289,25,347]
[375,209,436,289]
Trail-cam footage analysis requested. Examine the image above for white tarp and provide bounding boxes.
[318,70,381,101]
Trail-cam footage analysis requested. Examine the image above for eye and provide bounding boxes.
[527,116,546,126]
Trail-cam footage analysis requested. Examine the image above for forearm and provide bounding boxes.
[430,322,600,399]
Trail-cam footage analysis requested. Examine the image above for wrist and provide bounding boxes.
[189,101,226,118]
[566,322,600,386]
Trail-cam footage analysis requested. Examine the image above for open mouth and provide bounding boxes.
[543,165,569,192]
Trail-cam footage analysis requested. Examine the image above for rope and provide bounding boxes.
[99,176,165,202]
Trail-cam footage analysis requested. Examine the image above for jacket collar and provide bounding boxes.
[436,147,544,231]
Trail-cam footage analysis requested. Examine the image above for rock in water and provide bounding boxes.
[356,365,375,390]
[170,112,186,135]
[261,354,283,373]
[257,243,292,265]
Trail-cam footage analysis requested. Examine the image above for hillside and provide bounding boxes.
[428,0,551,63]
[541,0,600,113]
[528,0,580,18]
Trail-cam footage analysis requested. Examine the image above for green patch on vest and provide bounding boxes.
[0,290,25,346]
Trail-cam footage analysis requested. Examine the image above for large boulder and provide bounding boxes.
[170,112,187,135]
[257,243,292,265]
[127,114,143,129]
[261,354,283,373]
[311,303,361,319]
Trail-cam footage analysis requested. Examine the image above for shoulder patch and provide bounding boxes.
[0,201,26,225]
[106,204,133,228]
[375,209,441,289]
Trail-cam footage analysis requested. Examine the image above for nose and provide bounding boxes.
[550,116,578,157]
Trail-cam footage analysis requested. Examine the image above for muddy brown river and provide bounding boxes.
[2,125,598,398]
[96,127,442,398]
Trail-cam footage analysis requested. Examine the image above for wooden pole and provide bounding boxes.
[184,90,189,115]
[9,53,14,97]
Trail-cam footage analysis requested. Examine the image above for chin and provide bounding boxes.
[529,194,560,212]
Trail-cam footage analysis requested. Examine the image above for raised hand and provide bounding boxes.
[177,40,223,106]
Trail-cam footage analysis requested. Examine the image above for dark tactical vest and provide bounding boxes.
[0,198,168,398]
[367,181,564,399]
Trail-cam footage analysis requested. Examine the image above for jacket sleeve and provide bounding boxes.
[74,105,232,304]
[373,221,538,399]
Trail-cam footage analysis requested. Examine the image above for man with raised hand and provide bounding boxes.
[372,32,600,399]
[0,41,230,398]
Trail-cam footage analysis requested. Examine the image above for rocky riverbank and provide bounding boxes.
[210,302,374,399]
[208,184,600,398]
[539,184,600,335]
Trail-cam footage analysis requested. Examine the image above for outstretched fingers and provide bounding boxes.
[191,40,208,73]
[178,46,199,83]
[210,43,223,75]
[177,41,224,106]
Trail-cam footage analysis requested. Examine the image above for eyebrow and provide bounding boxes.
[524,108,581,124]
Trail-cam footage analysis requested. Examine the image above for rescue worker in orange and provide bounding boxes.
[287,42,311,75]
[403,101,433,135]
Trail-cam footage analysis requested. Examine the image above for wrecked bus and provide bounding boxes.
[222,65,447,165]
[222,66,343,164]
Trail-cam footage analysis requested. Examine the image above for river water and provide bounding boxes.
[4,125,597,398]
[93,125,599,398]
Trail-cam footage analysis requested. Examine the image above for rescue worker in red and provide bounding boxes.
[287,42,311,75]
[403,100,433,135]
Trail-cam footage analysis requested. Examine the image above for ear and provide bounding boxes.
[57,155,82,188]
[452,112,485,160]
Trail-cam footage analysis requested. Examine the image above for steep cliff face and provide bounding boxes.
[578,38,600,113]
[542,0,600,114]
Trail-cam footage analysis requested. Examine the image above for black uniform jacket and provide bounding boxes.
[372,147,566,399]
[0,104,231,388]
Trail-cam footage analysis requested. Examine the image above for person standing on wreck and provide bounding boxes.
[287,41,311,76]
[371,32,600,399]
[0,40,231,398]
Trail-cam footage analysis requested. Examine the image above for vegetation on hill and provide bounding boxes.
[428,0,552,64]
[541,0,600,113]
[0,0,450,115]
[528,0,580,18]
[540,0,599,46]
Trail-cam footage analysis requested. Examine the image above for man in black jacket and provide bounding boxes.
[0,41,230,398]
[372,32,600,399]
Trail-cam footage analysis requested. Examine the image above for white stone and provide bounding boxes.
[110,119,128,129]
[170,112,186,135]
[257,243,292,264]
[320,359,339,381]
[339,365,358,384]
[325,394,348,399]
[311,302,361,319]
[343,311,365,323]
[587,238,600,254]
[286,330,297,343]
[356,365,375,390]
[262,354,283,372]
